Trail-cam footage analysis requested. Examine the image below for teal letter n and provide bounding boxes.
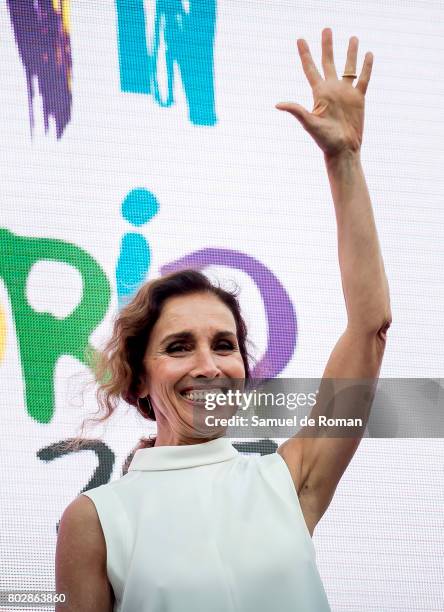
[115,0,217,125]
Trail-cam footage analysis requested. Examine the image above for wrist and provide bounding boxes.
[324,148,361,165]
[324,149,362,177]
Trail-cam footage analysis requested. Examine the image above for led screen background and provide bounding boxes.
[0,1,443,610]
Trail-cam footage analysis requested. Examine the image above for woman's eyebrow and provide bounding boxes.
[213,331,237,340]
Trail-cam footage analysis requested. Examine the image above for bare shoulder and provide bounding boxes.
[61,494,101,527]
[58,495,106,560]
[55,495,114,611]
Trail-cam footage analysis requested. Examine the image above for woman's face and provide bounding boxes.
[141,292,246,443]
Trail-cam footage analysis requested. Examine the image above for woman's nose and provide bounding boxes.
[189,348,221,378]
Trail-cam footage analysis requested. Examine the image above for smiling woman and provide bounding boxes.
[56,268,334,612]
[56,28,391,612]
[56,268,332,612]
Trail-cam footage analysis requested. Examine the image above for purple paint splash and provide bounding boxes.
[7,0,72,139]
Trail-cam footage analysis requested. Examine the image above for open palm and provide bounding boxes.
[276,28,373,158]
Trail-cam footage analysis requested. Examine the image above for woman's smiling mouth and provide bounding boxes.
[179,388,226,404]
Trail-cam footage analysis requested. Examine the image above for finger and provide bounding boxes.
[356,51,373,95]
[275,102,314,131]
[342,36,359,83]
[297,38,323,88]
[321,27,338,80]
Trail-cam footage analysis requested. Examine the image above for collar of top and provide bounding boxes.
[128,437,239,471]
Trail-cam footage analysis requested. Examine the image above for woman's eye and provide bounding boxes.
[166,341,235,354]
[166,344,190,353]
[216,341,235,351]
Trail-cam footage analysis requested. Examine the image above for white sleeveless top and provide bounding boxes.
[82,438,331,611]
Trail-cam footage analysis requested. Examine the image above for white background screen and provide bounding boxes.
[0,1,443,610]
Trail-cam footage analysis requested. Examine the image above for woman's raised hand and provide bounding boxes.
[276,28,373,158]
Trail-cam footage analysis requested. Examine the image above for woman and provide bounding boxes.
[55,29,391,611]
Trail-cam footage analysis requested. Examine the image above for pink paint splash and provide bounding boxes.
[7,0,72,139]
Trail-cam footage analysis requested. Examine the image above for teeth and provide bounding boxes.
[182,389,225,402]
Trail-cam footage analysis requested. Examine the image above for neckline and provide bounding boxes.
[127,437,239,471]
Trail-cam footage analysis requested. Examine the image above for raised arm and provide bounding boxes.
[275,28,392,535]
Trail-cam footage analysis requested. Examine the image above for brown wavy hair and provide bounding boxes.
[65,269,255,468]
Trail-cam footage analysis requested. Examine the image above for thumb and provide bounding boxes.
[275,102,312,129]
